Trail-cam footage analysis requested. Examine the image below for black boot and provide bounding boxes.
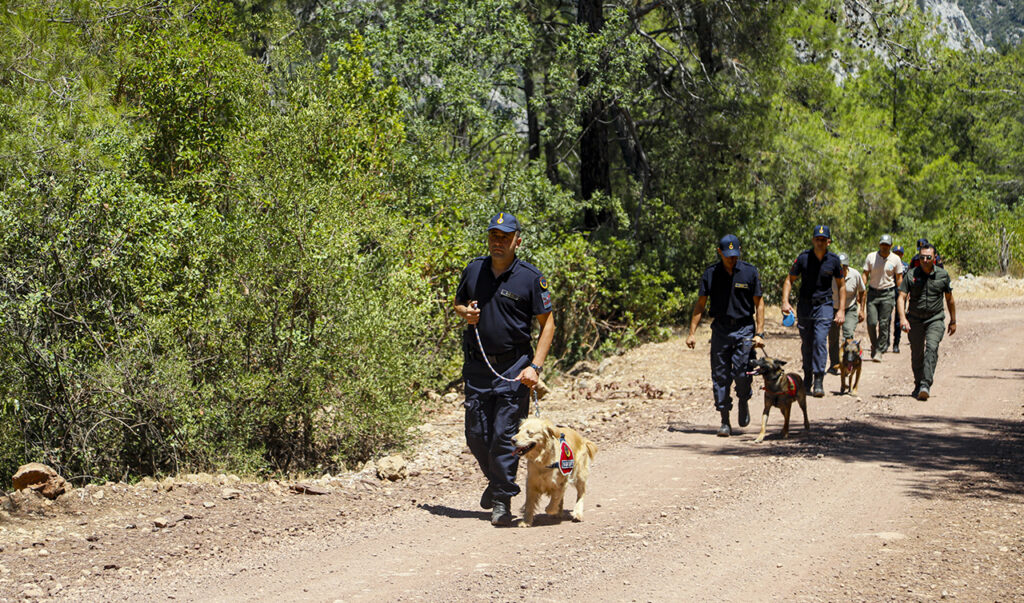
[812,374,825,397]
[716,410,732,437]
[491,497,512,527]
[738,399,750,428]
[479,485,494,510]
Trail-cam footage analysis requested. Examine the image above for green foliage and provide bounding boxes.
[2,0,1024,483]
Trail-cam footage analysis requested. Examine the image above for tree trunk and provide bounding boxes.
[578,0,611,225]
[999,225,1012,275]
[524,61,541,162]
[693,2,719,77]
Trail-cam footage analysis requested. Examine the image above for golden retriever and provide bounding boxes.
[513,416,597,527]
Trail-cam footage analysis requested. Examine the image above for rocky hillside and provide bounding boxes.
[956,0,1024,47]
[920,0,987,50]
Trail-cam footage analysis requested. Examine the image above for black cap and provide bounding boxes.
[813,225,831,239]
[487,212,519,233]
[718,234,741,258]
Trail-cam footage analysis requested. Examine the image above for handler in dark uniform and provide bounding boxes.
[686,235,765,437]
[781,225,846,397]
[897,243,956,400]
[453,212,554,526]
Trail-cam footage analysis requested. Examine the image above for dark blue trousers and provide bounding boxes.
[709,322,755,412]
[797,302,834,382]
[463,356,530,499]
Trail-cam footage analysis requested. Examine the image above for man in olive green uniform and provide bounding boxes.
[896,244,957,400]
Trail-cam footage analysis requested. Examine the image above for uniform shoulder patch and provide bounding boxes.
[538,276,548,290]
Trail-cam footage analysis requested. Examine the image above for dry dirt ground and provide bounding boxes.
[2,280,1024,602]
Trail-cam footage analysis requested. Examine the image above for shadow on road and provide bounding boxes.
[661,415,1024,501]
[416,503,491,521]
[956,368,1024,380]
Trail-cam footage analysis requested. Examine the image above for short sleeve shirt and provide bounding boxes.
[832,267,865,310]
[899,265,952,318]
[790,249,843,305]
[455,256,552,354]
[698,260,763,323]
[862,251,904,289]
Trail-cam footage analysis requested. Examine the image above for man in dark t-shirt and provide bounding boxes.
[781,225,846,397]
[686,234,765,437]
[454,212,554,526]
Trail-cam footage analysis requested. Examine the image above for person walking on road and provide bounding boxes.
[862,234,904,362]
[896,243,956,400]
[781,225,846,398]
[828,253,866,375]
[686,235,766,437]
[891,245,909,353]
[453,212,555,526]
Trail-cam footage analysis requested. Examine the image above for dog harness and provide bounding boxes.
[546,434,575,475]
[784,375,797,397]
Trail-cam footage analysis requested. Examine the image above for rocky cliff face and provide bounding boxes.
[957,0,1024,47]
[918,0,987,50]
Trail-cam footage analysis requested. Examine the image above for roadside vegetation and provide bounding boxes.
[2,0,1023,482]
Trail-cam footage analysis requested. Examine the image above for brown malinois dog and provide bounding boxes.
[747,356,809,443]
[840,338,863,395]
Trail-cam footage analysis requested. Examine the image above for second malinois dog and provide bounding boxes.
[747,356,809,443]
[840,338,863,395]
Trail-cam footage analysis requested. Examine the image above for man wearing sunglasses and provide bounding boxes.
[896,243,957,400]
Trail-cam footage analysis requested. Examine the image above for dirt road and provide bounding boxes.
[3,298,1023,601]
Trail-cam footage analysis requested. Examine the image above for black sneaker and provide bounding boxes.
[891,344,900,354]
[479,485,494,510]
[491,498,512,527]
[827,367,840,376]
[917,386,930,401]
[911,385,920,398]
[812,374,825,398]
[738,399,750,428]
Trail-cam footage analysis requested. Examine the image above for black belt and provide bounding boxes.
[802,295,832,306]
[713,316,754,328]
[469,347,529,365]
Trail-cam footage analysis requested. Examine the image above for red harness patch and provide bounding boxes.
[785,375,797,397]
[558,434,575,476]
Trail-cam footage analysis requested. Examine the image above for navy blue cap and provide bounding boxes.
[718,234,741,257]
[893,245,904,254]
[916,237,929,248]
[487,212,519,232]
[813,225,831,239]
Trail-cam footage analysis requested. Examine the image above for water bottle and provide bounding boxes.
[782,311,796,327]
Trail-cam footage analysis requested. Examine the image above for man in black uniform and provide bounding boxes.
[454,213,555,526]
[686,234,765,437]
[897,243,956,400]
[781,225,846,397]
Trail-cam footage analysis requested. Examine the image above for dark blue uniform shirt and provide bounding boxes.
[698,260,763,324]
[790,249,843,305]
[456,256,552,354]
